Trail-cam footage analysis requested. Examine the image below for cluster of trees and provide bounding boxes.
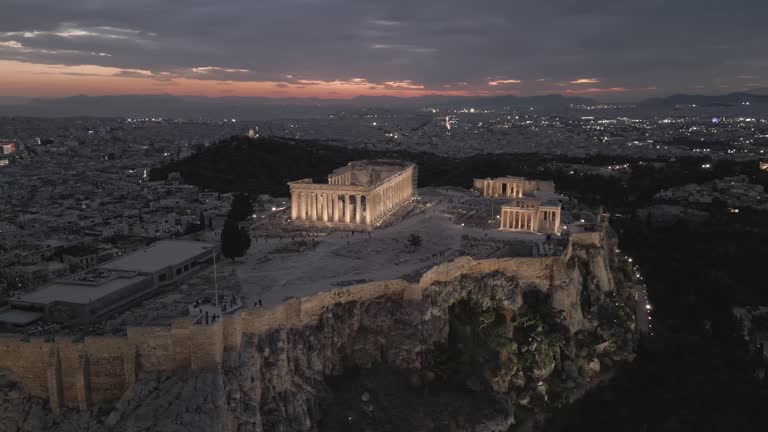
[220,193,253,262]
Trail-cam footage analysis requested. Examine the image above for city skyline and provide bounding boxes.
[1,0,767,99]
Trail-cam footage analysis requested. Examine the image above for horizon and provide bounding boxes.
[0,87,766,105]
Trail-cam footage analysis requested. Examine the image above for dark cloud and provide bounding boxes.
[1,0,767,97]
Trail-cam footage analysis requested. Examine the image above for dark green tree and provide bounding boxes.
[221,218,251,262]
[228,193,254,222]
[406,233,423,248]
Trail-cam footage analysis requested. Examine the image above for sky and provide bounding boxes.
[1,0,767,100]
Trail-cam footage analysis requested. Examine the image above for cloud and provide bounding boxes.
[383,80,424,89]
[0,41,23,49]
[0,39,111,57]
[488,79,522,86]
[1,24,152,42]
[569,78,600,84]
[371,44,437,54]
[369,20,403,26]
[192,66,250,74]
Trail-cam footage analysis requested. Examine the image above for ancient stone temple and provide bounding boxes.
[474,176,555,198]
[499,197,562,235]
[289,160,417,229]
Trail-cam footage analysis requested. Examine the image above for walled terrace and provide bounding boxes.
[0,229,604,414]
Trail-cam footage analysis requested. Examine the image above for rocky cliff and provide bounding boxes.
[0,229,636,432]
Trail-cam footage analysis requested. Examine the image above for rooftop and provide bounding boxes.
[11,270,151,305]
[99,240,215,274]
[0,309,43,325]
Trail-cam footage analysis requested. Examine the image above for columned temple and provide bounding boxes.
[499,198,562,235]
[289,160,417,229]
[475,176,562,235]
[474,177,555,198]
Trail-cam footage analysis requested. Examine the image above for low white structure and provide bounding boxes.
[289,160,417,229]
[1,240,216,325]
[100,240,215,285]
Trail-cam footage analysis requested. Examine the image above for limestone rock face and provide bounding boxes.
[0,228,637,432]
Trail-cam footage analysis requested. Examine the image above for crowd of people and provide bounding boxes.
[192,293,241,325]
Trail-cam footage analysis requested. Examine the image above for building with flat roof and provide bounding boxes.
[0,240,216,325]
[99,239,215,285]
[8,269,154,324]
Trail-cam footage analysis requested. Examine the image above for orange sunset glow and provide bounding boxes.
[0,61,489,98]
[0,60,650,99]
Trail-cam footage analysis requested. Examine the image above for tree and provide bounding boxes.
[406,233,423,248]
[221,218,251,262]
[208,215,213,230]
[229,193,254,222]
[199,210,205,227]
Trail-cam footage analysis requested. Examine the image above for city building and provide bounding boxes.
[288,160,417,229]
[0,141,15,155]
[0,240,216,325]
[98,239,216,286]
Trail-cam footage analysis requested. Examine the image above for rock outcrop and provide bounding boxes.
[0,229,637,431]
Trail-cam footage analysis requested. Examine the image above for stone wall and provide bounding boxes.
[0,231,608,413]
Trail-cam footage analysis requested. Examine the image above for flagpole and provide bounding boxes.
[213,249,219,309]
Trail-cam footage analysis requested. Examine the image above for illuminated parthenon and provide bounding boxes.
[474,176,555,198]
[289,160,417,229]
[499,198,562,235]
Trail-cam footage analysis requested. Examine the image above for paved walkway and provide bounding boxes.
[188,294,243,325]
[635,282,652,335]
[227,188,547,309]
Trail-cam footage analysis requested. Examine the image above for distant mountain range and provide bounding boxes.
[639,90,768,107]
[0,91,766,119]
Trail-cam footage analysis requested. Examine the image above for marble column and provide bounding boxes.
[298,192,305,220]
[332,194,338,223]
[291,192,298,220]
[322,193,328,222]
[307,193,314,221]
[344,194,351,223]
[354,195,360,224]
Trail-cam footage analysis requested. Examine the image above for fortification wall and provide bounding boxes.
[417,255,559,290]
[571,231,601,248]
[0,231,605,412]
[0,338,50,399]
[299,280,410,324]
